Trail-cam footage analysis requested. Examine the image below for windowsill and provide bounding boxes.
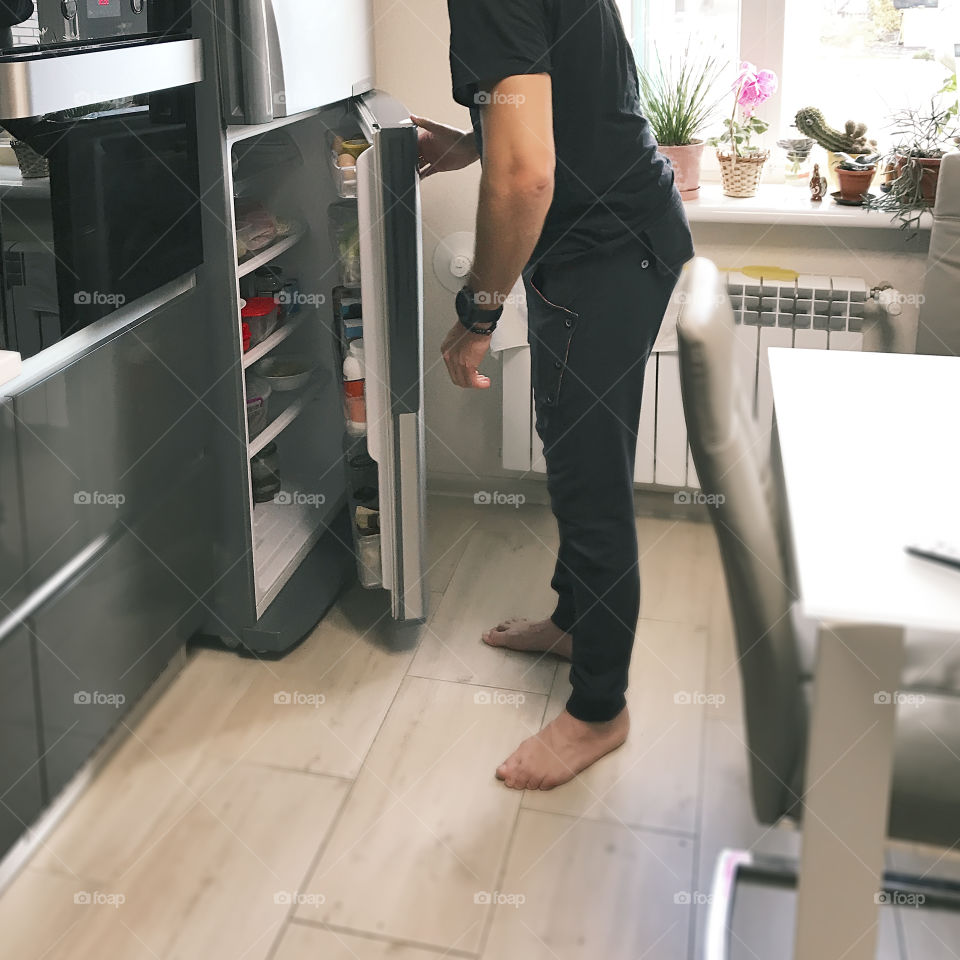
[683,182,931,232]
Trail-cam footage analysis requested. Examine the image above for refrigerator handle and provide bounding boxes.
[238,0,276,124]
[378,125,422,415]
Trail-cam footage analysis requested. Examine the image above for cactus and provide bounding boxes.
[794,107,871,155]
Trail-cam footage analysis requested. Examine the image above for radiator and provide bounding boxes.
[501,271,871,488]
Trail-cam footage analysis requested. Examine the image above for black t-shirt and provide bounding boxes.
[447,0,674,266]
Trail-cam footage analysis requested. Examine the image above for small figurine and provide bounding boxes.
[809,163,828,202]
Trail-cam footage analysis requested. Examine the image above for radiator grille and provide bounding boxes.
[503,272,867,489]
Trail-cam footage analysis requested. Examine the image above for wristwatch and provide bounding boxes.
[456,286,504,335]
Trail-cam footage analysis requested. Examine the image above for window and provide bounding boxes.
[629,0,956,158]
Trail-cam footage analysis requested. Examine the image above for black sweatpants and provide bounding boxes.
[523,191,694,723]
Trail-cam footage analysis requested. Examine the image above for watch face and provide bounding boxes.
[455,287,472,319]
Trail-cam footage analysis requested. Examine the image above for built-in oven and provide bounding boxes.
[0,0,191,52]
[0,0,203,359]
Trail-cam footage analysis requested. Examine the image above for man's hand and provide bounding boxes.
[440,321,492,389]
[411,115,479,178]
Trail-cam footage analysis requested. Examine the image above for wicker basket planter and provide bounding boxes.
[717,150,768,198]
[11,141,49,179]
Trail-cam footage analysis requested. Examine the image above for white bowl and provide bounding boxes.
[254,356,313,392]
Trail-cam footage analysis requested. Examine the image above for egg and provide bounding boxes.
[338,153,356,168]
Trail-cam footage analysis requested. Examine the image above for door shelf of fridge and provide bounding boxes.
[237,223,307,279]
[328,149,358,199]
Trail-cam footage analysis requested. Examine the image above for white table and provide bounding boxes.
[770,348,960,960]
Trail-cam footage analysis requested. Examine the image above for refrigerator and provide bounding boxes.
[208,87,429,652]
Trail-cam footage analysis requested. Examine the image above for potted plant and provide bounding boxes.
[834,154,879,204]
[793,108,875,190]
[867,98,958,231]
[707,62,777,198]
[638,51,726,200]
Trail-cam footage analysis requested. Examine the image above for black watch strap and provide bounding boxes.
[457,286,503,334]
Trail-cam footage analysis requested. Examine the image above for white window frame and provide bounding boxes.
[631,0,787,148]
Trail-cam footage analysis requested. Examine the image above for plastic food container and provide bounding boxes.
[250,442,281,504]
[254,356,314,392]
[241,297,279,346]
[245,374,272,438]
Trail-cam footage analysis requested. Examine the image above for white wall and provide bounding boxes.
[372,0,931,487]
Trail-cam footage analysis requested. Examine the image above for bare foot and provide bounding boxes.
[482,617,573,660]
[496,707,629,790]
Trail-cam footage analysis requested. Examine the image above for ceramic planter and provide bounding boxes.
[658,141,705,200]
[835,166,876,203]
[895,155,941,203]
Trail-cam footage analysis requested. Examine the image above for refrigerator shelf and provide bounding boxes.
[254,485,347,615]
[247,373,326,456]
[242,313,304,369]
[237,224,307,279]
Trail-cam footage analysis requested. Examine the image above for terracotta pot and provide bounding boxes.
[835,166,876,203]
[658,141,705,200]
[895,155,941,203]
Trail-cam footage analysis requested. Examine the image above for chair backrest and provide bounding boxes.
[917,151,960,357]
[675,258,807,825]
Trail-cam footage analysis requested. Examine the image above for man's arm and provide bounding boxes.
[469,73,555,312]
[440,73,555,389]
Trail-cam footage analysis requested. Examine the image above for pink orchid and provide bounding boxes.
[735,61,778,117]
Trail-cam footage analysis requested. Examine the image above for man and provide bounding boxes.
[413,0,694,791]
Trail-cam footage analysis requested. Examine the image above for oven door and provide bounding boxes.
[0,87,203,358]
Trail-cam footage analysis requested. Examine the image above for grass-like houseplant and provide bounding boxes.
[638,51,726,200]
[867,98,957,232]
